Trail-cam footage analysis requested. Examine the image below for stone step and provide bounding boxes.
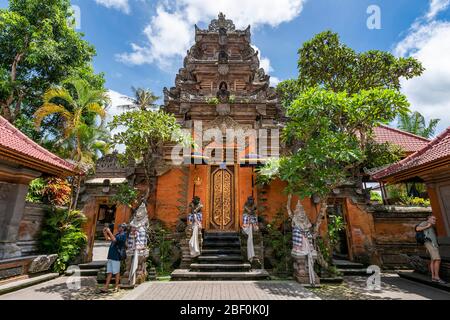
[202,249,242,255]
[171,269,270,281]
[204,234,240,240]
[204,232,239,237]
[338,268,369,276]
[77,261,107,270]
[202,242,241,248]
[66,268,101,277]
[198,255,244,263]
[398,271,450,292]
[0,273,60,296]
[333,259,365,270]
[190,263,251,272]
[203,237,240,243]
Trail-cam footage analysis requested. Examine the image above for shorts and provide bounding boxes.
[106,259,121,275]
[424,242,441,261]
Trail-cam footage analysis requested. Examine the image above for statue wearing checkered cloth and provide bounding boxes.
[287,195,319,286]
[188,197,203,257]
[242,196,258,262]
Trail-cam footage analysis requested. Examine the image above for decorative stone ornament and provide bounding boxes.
[28,254,58,274]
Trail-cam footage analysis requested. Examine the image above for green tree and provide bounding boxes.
[109,110,186,197]
[262,87,409,267]
[0,0,104,123]
[34,78,109,210]
[119,87,160,111]
[34,78,109,165]
[397,111,440,138]
[264,31,423,268]
[277,31,424,108]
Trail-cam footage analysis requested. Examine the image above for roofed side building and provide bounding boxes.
[0,116,77,279]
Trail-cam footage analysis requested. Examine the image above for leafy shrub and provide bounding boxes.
[26,178,46,203]
[44,178,72,206]
[146,220,175,276]
[400,196,431,207]
[40,208,87,273]
[111,183,139,207]
[328,215,345,250]
[206,97,220,105]
[370,191,383,203]
[263,211,293,276]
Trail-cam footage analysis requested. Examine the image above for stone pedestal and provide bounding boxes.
[121,252,149,287]
[240,229,264,268]
[293,256,320,285]
[179,225,203,268]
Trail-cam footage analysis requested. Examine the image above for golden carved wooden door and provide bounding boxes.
[209,166,235,231]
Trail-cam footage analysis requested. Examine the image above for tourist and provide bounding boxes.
[416,216,446,284]
[101,223,128,293]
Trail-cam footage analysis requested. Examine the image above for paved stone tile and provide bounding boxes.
[0,276,127,300]
[121,281,320,300]
[311,275,450,300]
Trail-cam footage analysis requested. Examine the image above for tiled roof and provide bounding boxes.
[373,124,430,154]
[0,116,76,176]
[373,126,450,181]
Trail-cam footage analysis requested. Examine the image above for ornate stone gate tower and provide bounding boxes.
[160,13,282,234]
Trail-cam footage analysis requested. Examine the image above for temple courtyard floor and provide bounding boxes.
[0,274,449,300]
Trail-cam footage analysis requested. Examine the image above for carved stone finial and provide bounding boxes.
[208,12,236,32]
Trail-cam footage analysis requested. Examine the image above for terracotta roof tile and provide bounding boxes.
[373,124,430,154]
[373,126,450,180]
[0,116,76,175]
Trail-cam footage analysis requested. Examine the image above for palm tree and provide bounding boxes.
[34,78,110,209]
[34,78,110,163]
[397,111,440,139]
[120,87,160,111]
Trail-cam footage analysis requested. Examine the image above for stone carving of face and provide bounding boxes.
[130,202,148,228]
[219,82,228,91]
[193,196,200,206]
[292,201,312,230]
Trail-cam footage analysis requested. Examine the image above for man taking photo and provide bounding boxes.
[416,216,446,284]
[101,223,128,293]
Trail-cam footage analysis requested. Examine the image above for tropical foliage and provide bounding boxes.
[397,111,440,138]
[26,178,46,203]
[119,87,160,111]
[40,207,87,273]
[260,31,423,269]
[263,211,293,276]
[111,183,139,208]
[26,177,71,206]
[146,220,176,276]
[34,78,109,165]
[0,0,104,124]
[109,110,186,195]
[43,178,72,207]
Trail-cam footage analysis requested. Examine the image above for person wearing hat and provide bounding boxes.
[101,223,128,293]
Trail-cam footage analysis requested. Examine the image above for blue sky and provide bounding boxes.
[1,0,449,134]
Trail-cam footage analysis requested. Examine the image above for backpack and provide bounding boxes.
[415,224,426,245]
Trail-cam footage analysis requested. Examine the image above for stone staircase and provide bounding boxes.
[171,231,269,281]
[66,260,107,277]
[333,258,368,276]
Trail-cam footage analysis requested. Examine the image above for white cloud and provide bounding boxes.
[117,0,305,70]
[394,1,450,134]
[426,0,450,20]
[95,0,131,14]
[105,90,132,152]
[105,89,131,123]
